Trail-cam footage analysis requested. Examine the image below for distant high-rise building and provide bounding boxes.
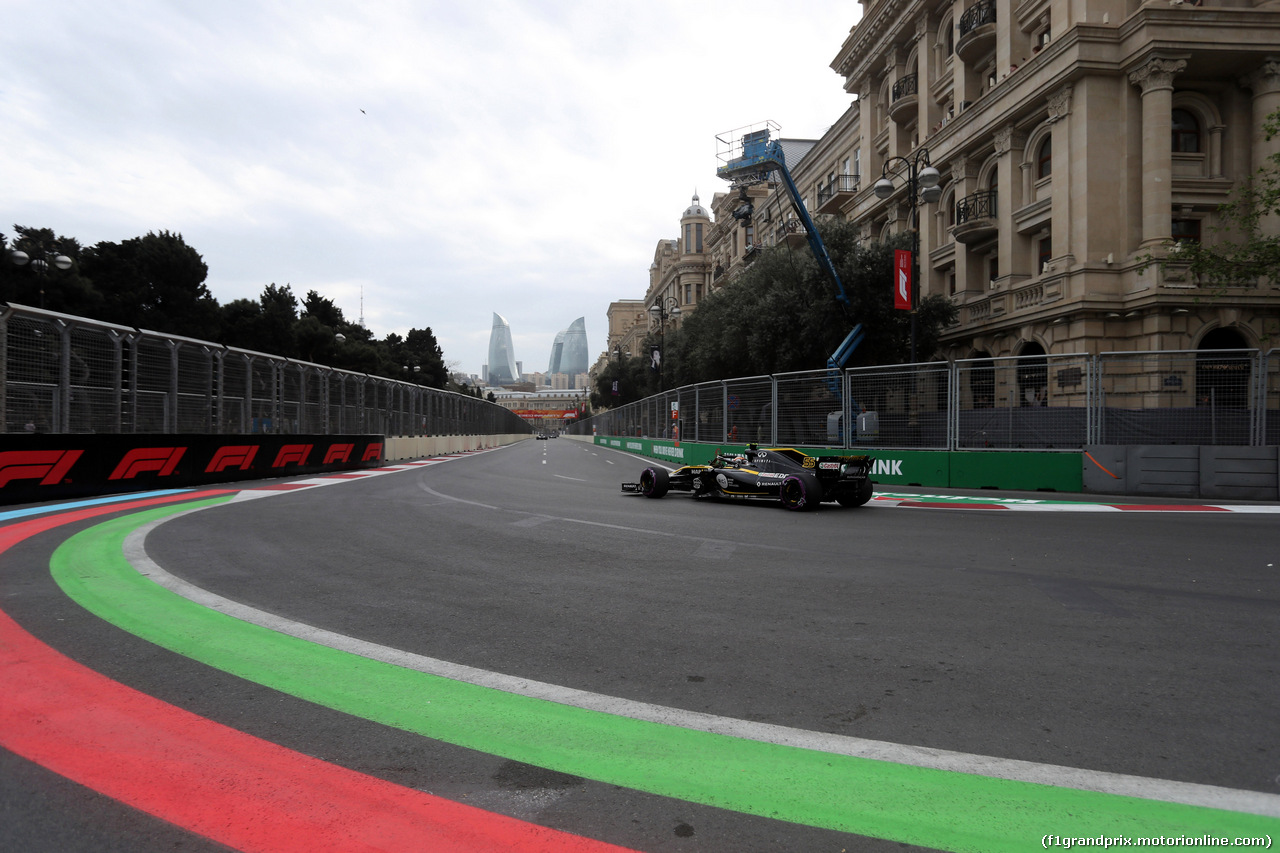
[548,317,588,378]
[487,312,519,385]
[547,330,565,378]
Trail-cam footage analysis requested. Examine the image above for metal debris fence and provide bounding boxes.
[0,304,531,437]
[573,349,1277,451]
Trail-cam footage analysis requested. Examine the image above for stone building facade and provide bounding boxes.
[806,0,1280,363]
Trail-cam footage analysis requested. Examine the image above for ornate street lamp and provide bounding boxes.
[873,149,942,363]
[8,247,72,310]
[648,296,681,390]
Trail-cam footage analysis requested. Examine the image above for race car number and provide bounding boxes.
[802,456,816,468]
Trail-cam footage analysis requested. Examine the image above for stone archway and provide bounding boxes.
[1196,327,1251,409]
[1017,342,1048,406]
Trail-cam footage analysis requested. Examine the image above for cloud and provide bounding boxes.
[0,0,859,376]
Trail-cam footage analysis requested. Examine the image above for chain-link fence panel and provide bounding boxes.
[775,370,842,448]
[5,315,62,433]
[954,354,1089,450]
[689,381,723,444]
[217,352,250,434]
[1096,350,1259,446]
[174,339,215,433]
[845,362,951,450]
[68,322,127,433]
[722,376,773,445]
[1264,350,1280,447]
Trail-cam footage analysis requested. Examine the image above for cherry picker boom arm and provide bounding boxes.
[716,124,864,371]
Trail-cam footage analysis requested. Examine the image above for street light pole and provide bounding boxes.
[8,247,73,310]
[648,296,681,391]
[873,149,942,364]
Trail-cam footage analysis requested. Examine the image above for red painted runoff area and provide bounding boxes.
[0,496,635,853]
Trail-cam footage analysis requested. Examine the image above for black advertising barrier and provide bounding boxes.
[0,434,385,506]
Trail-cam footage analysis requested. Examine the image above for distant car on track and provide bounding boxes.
[622,445,873,511]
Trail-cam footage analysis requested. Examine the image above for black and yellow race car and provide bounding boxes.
[621,445,874,511]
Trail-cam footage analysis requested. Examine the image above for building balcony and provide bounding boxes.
[956,0,996,63]
[953,189,998,244]
[776,219,808,249]
[816,174,859,214]
[889,74,918,124]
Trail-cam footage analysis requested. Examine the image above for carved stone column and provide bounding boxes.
[994,125,1028,282]
[1128,56,1187,248]
[1241,58,1280,172]
[1241,58,1280,238]
[1047,85,1074,264]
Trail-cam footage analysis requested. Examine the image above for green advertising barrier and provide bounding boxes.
[592,436,1084,493]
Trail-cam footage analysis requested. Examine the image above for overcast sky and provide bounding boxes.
[2,1,861,377]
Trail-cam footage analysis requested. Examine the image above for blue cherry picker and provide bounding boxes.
[716,121,870,442]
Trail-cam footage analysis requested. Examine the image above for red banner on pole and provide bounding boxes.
[893,250,912,310]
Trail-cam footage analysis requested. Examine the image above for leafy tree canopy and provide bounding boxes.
[81,230,217,338]
[667,218,957,387]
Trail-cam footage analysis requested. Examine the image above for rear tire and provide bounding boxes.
[779,472,823,511]
[836,478,874,507]
[639,467,669,498]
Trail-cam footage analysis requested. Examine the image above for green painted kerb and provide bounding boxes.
[597,437,1084,492]
[50,501,1274,851]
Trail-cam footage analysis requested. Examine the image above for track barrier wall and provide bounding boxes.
[592,436,1086,494]
[0,433,386,505]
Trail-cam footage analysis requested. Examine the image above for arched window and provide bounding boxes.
[1172,108,1200,153]
[1037,136,1052,179]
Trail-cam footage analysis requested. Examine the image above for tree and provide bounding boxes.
[257,283,299,357]
[80,230,217,337]
[218,298,263,351]
[301,290,346,328]
[669,219,957,386]
[591,352,656,409]
[1144,109,1280,287]
[403,327,448,388]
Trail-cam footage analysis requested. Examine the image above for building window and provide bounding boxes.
[1038,231,1052,271]
[1172,109,1200,153]
[695,223,703,253]
[1172,218,1201,244]
[684,282,692,303]
[1037,136,1052,179]
[684,224,692,253]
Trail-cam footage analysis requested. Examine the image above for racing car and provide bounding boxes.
[621,445,873,511]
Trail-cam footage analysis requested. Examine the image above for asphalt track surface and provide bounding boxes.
[2,437,1278,852]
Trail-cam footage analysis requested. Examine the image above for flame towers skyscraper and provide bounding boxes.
[486,312,519,385]
[547,317,588,377]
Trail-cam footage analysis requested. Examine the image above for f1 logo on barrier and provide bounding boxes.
[272,444,313,468]
[0,450,83,487]
[206,446,259,473]
[109,448,186,481]
[324,444,354,464]
[362,443,383,462]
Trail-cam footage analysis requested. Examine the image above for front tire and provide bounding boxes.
[779,472,823,511]
[639,467,669,498]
